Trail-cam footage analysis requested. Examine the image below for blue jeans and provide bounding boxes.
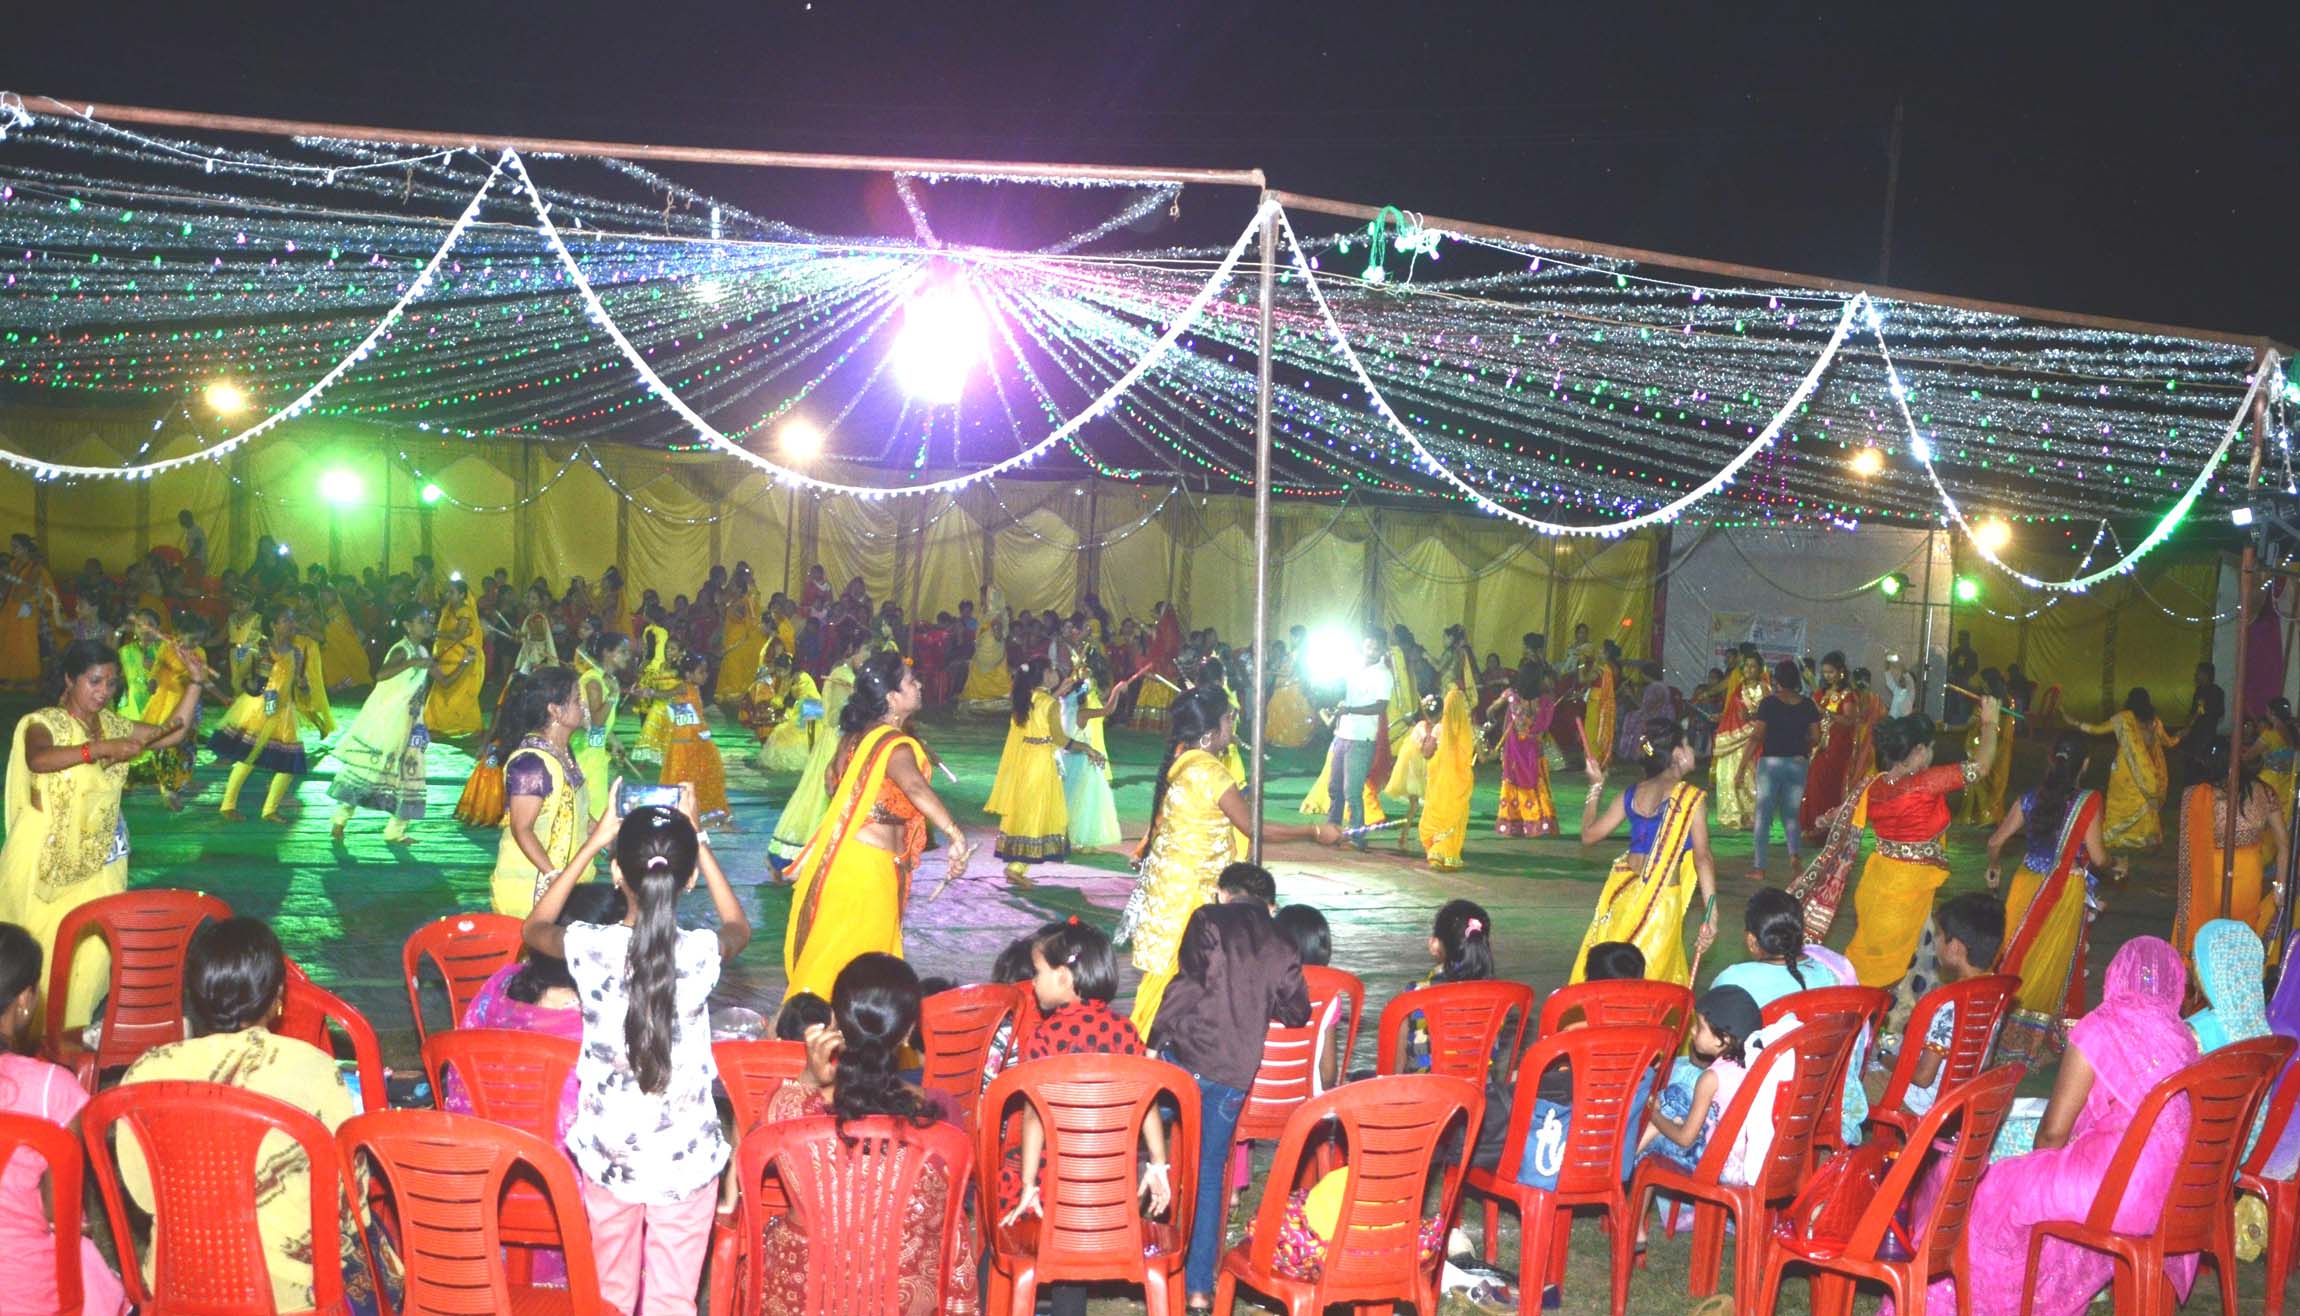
[1325,735,1375,840]
[1185,1075,1248,1297]
[1752,755,1808,871]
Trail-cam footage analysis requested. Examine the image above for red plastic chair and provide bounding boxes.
[1011,980,1044,1054]
[2021,1035,2290,1316]
[45,889,231,1087]
[277,967,388,1113]
[1537,979,1693,1048]
[736,1113,977,1315]
[340,1108,620,1316]
[402,912,526,1047]
[920,983,1019,1125]
[422,1027,582,1281]
[1304,965,1367,1079]
[1217,1073,1485,1316]
[978,1053,1199,1316]
[83,1078,368,1315]
[1759,984,1891,1164]
[1758,1064,2024,1316]
[2238,1059,2300,1316]
[1464,1023,1678,1310]
[1374,980,1535,1084]
[1870,974,2019,1144]
[1613,1012,1864,1313]
[0,1111,88,1316]
[706,1038,810,1316]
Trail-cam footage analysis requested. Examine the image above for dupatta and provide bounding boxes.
[1996,790,2104,1017]
[784,724,926,969]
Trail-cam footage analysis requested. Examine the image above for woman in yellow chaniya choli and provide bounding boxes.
[571,634,632,825]
[770,636,869,867]
[225,601,264,694]
[316,590,372,691]
[1263,647,1318,749]
[209,614,316,823]
[639,654,732,828]
[1956,673,2017,826]
[2069,691,2179,876]
[1571,725,1717,985]
[988,659,1081,882]
[130,614,206,804]
[782,657,973,999]
[1582,647,1621,774]
[486,666,588,918]
[713,576,767,704]
[423,584,487,740]
[1117,684,1341,1031]
[1706,655,1768,830]
[2257,700,2299,838]
[0,540,60,686]
[631,624,684,718]
[1419,682,1477,871]
[289,624,334,739]
[758,660,823,775]
[1,640,206,1029]
[960,607,1014,706]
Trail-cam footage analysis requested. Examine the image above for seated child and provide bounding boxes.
[1636,985,1760,1175]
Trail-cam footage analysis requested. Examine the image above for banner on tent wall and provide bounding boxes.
[1706,612,1808,670]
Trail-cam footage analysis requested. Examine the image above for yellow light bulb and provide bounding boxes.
[205,381,248,415]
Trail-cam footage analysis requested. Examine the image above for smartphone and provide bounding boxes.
[620,783,684,816]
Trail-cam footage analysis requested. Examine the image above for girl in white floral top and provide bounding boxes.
[524,783,750,1316]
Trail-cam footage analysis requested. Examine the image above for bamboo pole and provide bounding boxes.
[2222,345,2274,919]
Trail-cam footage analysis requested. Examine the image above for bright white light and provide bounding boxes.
[205,381,248,415]
[276,542,291,557]
[1302,626,1356,687]
[780,418,825,463]
[2232,506,2256,528]
[1849,447,1884,477]
[891,284,988,403]
[695,278,727,305]
[1974,517,2013,553]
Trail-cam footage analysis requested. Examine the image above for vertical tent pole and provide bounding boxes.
[1249,195,1277,861]
[2223,346,2273,918]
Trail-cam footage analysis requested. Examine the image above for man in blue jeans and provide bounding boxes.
[1145,893,1311,1309]
[1325,628,1395,849]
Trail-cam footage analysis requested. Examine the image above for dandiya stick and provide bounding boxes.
[1945,685,2025,722]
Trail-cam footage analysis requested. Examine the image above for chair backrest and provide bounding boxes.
[1875,975,2019,1116]
[402,913,526,1046]
[0,1111,85,1316]
[2240,1055,2300,1181]
[714,1038,809,1134]
[340,1108,611,1315]
[2085,1035,2291,1250]
[1537,979,1694,1046]
[277,967,387,1113]
[422,1028,579,1142]
[739,1114,976,1316]
[47,889,231,1072]
[1239,1073,1482,1305]
[918,984,1018,1121]
[1759,984,1891,1144]
[1505,1024,1677,1197]
[1011,981,1044,1053]
[1693,1014,1863,1199]
[977,1054,1199,1282]
[1374,980,1535,1084]
[83,1078,355,1313]
[1305,965,1367,1077]
[1906,1065,2024,1272]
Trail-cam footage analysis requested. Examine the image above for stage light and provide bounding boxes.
[2232,505,2256,527]
[1876,571,1908,598]
[449,570,463,583]
[694,278,728,305]
[1954,575,1981,603]
[204,380,247,415]
[1303,625,1356,687]
[1849,447,1884,477]
[318,468,365,506]
[276,542,291,557]
[419,482,444,505]
[780,418,825,463]
[1973,517,2012,554]
[891,283,988,403]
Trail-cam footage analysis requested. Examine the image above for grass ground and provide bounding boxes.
[59,692,2290,1313]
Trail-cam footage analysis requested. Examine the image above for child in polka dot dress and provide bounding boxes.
[997,918,1174,1316]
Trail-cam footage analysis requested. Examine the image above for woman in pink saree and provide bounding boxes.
[1926,935,2200,1316]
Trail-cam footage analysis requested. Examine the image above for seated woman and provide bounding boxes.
[1708,888,1867,1147]
[445,882,629,1134]
[0,922,127,1316]
[753,952,977,1316]
[115,917,380,1314]
[1929,936,2201,1316]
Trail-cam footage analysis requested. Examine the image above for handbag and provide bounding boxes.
[1779,1138,1907,1255]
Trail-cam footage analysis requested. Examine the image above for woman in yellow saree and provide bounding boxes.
[1985,732,2108,1064]
[0,536,60,687]
[1582,641,1622,774]
[1956,669,2016,826]
[316,587,372,691]
[713,567,766,705]
[2069,687,2178,879]
[485,666,589,917]
[1419,680,1476,871]
[2173,733,2286,965]
[1704,649,1767,830]
[960,596,1014,706]
[423,579,487,740]
[782,653,972,999]
[0,638,205,1029]
[1572,718,1717,985]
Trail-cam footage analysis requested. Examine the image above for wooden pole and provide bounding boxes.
[2223,346,2274,919]
[1249,198,1277,860]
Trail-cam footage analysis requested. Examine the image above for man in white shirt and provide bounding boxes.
[177,508,208,566]
[1882,653,1917,718]
[1325,628,1394,849]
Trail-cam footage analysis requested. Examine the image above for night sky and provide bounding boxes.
[8,2,2295,340]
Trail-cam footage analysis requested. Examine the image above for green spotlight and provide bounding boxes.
[1954,575,1981,603]
[419,482,444,505]
[318,468,365,506]
[1876,571,1908,598]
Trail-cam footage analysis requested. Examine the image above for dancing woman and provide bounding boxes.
[1493,671,1559,838]
[2173,734,2287,962]
[0,639,204,1028]
[129,609,207,810]
[1957,669,2018,826]
[1797,651,1856,840]
[487,667,589,917]
[769,628,871,872]
[2068,687,2179,879]
[209,610,314,823]
[989,658,1087,885]
[1057,663,1123,852]
[1118,684,1340,1031]
[424,578,487,740]
[1830,705,1999,987]
[1705,647,1767,830]
[1570,718,1718,985]
[1985,732,2107,1064]
[326,604,438,843]
[782,653,972,999]
[572,631,633,825]
[1419,679,1476,872]
[1582,639,1623,775]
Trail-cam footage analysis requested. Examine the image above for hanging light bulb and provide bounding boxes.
[204,381,248,415]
